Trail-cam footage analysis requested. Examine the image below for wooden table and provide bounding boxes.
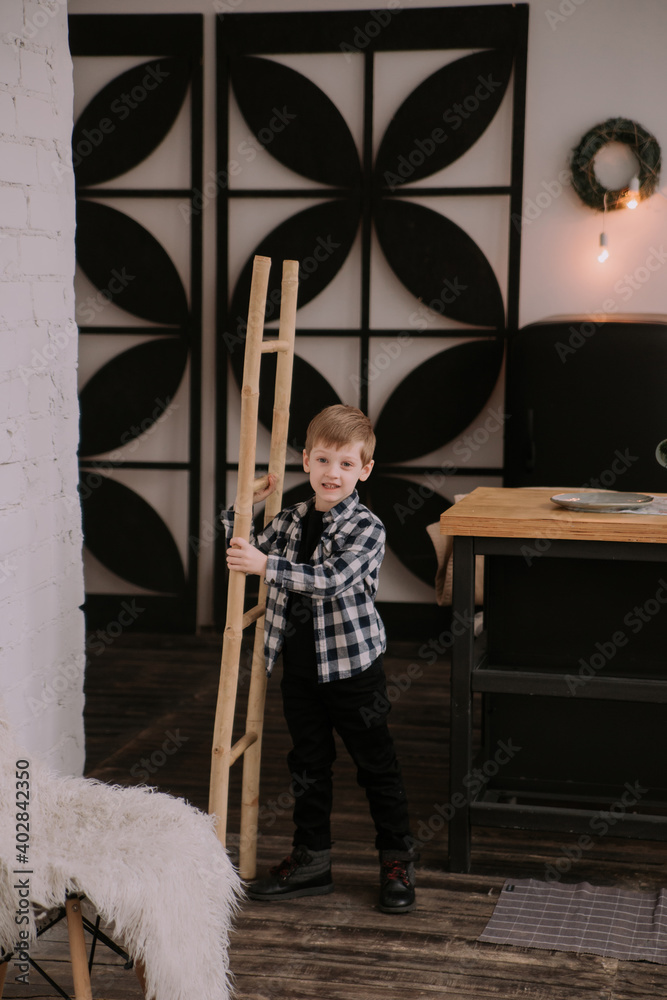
[440,486,667,873]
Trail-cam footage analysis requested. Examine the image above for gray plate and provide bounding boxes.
[550,491,653,512]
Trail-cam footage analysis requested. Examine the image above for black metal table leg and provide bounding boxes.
[449,535,476,873]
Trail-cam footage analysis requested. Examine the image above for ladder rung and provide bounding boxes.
[229,731,258,765]
[242,603,266,628]
[261,339,290,354]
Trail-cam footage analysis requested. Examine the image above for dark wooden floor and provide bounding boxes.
[6,630,667,999]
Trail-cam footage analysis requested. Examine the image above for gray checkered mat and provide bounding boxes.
[479,879,667,964]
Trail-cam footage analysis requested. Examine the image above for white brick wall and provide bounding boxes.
[0,0,85,775]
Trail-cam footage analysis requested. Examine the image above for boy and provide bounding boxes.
[224,404,416,913]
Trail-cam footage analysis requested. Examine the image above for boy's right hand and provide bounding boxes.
[252,473,277,504]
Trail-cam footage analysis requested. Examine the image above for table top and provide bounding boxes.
[440,487,667,544]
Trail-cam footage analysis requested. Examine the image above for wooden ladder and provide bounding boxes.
[208,254,298,879]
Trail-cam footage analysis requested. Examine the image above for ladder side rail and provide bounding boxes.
[209,255,271,842]
[239,259,299,877]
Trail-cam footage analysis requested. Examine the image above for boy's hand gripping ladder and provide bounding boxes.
[209,255,298,879]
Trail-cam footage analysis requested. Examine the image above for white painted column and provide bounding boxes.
[0,0,85,775]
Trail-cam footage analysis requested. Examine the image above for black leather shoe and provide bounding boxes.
[379,857,416,913]
[247,845,334,901]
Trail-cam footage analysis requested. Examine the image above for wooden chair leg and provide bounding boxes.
[65,897,93,1000]
[0,958,8,998]
[134,957,148,998]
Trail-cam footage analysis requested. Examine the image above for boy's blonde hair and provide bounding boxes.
[305,405,376,466]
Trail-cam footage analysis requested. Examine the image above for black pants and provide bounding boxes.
[280,656,412,853]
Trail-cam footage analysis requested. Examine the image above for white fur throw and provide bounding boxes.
[0,715,243,999]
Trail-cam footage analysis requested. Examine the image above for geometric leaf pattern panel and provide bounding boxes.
[217,6,528,625]
[69,14,203,632]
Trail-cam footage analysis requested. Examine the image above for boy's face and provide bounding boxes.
[303,439,374,512]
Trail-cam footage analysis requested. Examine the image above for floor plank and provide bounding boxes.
[5,630,667,999]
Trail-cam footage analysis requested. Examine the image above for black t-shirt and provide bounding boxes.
[282,505,324,672]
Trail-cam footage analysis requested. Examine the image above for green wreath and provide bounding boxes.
[570,117,661,211]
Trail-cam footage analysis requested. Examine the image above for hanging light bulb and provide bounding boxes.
[626,175,640,209]
[597,231,609,263]
[596,191,610,262]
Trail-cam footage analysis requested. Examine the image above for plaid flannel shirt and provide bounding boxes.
[220,490,386,682]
